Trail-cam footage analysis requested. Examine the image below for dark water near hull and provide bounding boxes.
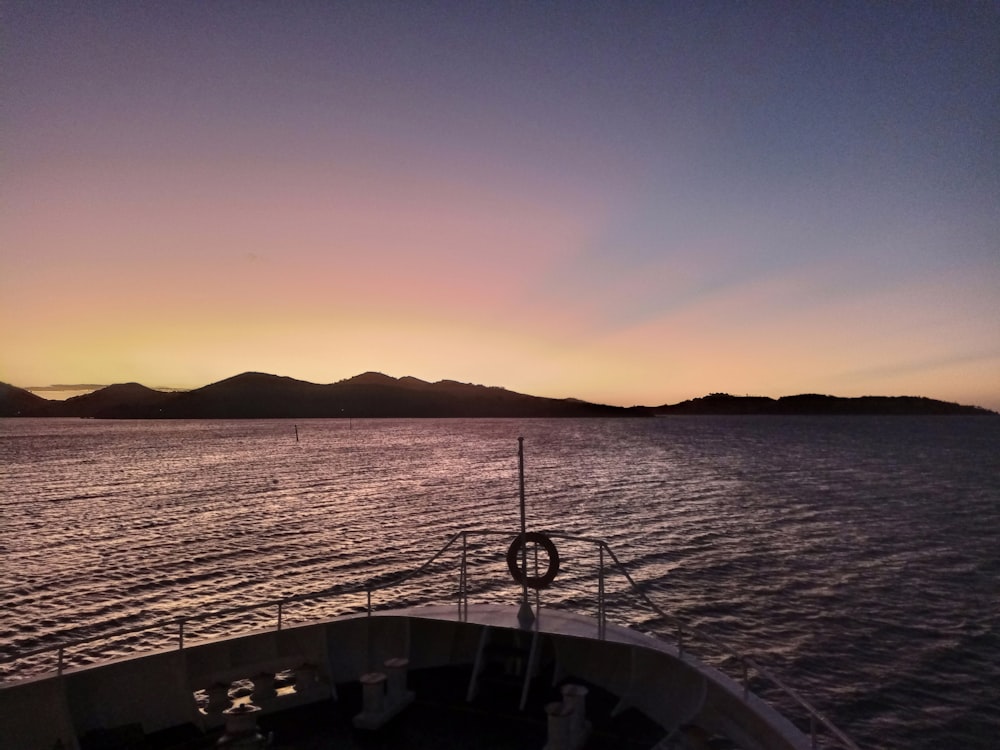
[1,417,998,748]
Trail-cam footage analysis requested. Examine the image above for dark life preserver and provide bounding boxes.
[506,532,560,590]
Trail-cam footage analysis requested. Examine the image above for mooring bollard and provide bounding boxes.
[354,658,415,730]
[205,682,232,714]
[218,703,265,747]
[383,657,409,705]
[251,672,277,702]
[545,700,573,750]
[359,671,387,715]
[561,683,589,746]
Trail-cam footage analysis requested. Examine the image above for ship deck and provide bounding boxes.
[127,664,673,750]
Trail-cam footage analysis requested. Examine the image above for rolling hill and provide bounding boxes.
[1,375,994,418]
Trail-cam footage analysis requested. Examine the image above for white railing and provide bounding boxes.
[0,528,858,749]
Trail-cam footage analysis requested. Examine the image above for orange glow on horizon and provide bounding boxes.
[2,4,997,412]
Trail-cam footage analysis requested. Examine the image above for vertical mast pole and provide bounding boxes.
[517,437,535,627]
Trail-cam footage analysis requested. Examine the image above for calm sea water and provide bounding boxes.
[1,417,998,748]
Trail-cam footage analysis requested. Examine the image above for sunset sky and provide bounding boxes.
[3,2,998,409]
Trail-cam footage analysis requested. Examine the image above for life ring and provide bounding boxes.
[506,532,560,590]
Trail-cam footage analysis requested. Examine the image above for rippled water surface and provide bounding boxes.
[1,417,998,748]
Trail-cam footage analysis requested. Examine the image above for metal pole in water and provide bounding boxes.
[517,437,535,628]
[599,543,605,639]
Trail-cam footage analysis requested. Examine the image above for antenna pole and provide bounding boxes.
[517,437,535,628]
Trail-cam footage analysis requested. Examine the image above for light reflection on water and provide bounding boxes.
[1,416,998,749]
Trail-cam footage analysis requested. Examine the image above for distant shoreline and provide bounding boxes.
[1,373,996,418]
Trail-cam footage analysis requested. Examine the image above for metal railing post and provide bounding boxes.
[57,646,64,677]
[277,601,283,631]
[178,619,185,650]
[366,587,372,616]
[742,661,749,698]
[533,542,541,612]
[677,624,684,659]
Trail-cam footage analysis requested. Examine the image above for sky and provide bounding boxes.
[2,2,999,409]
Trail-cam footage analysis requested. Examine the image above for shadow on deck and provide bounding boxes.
[130,663,667,750]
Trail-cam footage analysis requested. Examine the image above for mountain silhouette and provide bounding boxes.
[0,383,56,417]
[0,372,643,418]
[654,392,995,416]
[58,382,173,417]
[0,375,994,418]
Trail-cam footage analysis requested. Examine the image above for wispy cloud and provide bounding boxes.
[838,350,1000,381]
